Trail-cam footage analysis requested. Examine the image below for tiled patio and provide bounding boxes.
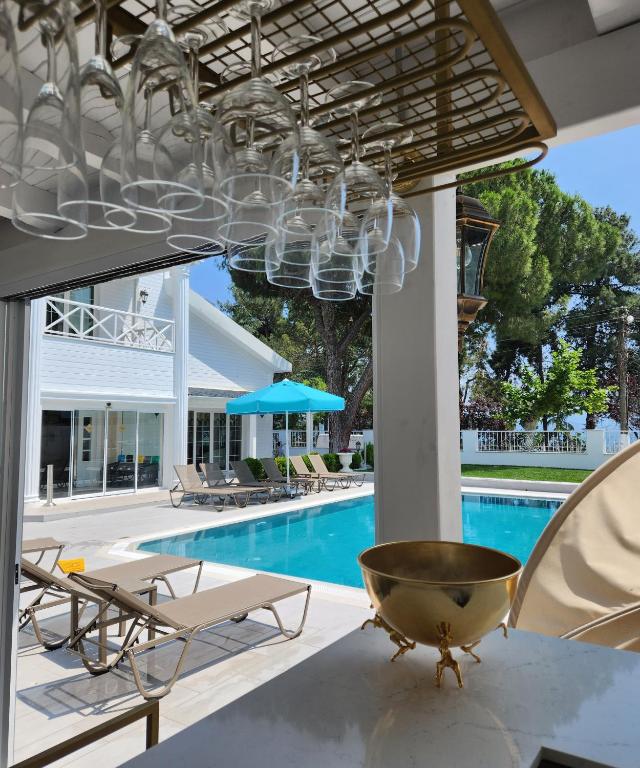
[16,486,373,767]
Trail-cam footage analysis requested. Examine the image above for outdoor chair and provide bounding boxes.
[288,455,338,491]
[509,439,640,651]
[171,465,267,510]
[68,572,312,699]
[231,460,283,499]
[200,462,273,504]
[261,457,317,495]
[308,453,365,488]
[19,555,203,646]
[21,537,65,572]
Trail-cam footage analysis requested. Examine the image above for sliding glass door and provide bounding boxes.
[40,409,164,498]
[187,411,242,470]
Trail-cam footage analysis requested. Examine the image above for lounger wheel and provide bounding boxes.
[231,612,248,623]
[235,495,248,508]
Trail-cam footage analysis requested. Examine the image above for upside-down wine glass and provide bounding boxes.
[13,0,87,239]
[214,0,298,272]
[80,0,136,230]
[0,0,22,187]
[166,19,228,255]
[120,0,203,216]
[360,122,420,275]
[267,35,343,289]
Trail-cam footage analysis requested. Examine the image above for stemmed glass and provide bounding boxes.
[214,0,298,272]
[0,0,22,187]
[268,36,343,289]
[13,0,88,239]
[120,0,203,216]
[360,122,421,274]
[166,23,228,256]
[80,0,136,230]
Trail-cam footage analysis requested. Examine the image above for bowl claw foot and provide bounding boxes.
[435,622,464,688]
[460,640,482,663]
[361,612,416,662]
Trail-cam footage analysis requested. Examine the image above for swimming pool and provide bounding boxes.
[139,494,562,588]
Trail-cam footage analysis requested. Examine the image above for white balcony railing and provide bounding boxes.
[44,297,175,353]
[477,430,587,453]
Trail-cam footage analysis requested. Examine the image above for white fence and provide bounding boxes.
[462,429,631,471]
[44,297,175,353]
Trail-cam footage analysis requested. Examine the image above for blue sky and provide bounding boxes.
[190,123,640,307]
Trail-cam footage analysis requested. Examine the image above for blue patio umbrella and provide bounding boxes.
[226,379,345,483]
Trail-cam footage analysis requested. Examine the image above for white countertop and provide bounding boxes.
[120,626,640,768]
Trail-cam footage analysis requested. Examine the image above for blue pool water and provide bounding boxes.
[139,494,561,588]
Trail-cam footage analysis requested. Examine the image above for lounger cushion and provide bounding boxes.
[84,554,201,582]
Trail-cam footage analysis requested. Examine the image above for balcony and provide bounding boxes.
[44,297,175,353]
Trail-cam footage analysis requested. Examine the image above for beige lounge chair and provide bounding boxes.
[261,457,316,495]
[22,537,65,572]
[231,460,282,498]
[171,464,261,510]
[69,572,311,699]
[308,453,365,488]
[289,455,337,491]
[509,439,640,651]
[200,462,272,504]
[19,559,158,655]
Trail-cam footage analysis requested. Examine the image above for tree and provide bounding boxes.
[219,275,372,452]
[501,341,613,429]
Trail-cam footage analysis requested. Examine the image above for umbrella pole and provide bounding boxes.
[285,411,290,485]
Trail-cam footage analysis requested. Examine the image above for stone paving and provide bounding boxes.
[16,486,373,767]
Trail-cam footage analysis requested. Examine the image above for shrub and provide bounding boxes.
[302,454,315,471]
[350,452,362,470]
[323,453,342,472]
[274,456,290,476]
[365,443,374,469]
[243,457,266,480]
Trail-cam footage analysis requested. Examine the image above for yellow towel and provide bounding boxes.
[57,558,85,574]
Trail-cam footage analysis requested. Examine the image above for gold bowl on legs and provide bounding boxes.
[358,541,521,688]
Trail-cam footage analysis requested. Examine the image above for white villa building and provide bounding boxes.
[23,266,291,502]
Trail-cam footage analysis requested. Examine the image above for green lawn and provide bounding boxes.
[461,464,591,483]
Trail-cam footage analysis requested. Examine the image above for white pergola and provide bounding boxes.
[0,0,639,763]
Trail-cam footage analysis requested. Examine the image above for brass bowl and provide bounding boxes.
[358,541,521,685]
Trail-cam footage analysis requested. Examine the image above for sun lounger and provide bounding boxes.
[22,537,64,572]
[231,460,282,498]
[199,462,272,504]
[509,439,640,651]
[308,454,365,488]
[19,559,158,658]
[170,465,265,510]
[289,455,340,491]
[260,457,317,495]
[68,572,311,699]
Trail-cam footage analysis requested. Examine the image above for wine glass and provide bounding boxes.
[311,233,359,301]
[356,237,405,295]
[360,122,420,273]
[0,0,22,186]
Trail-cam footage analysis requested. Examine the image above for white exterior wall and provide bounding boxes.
[188,310,276,392]
[40,336,174,400]
[255,414,274,459]
[460,430,607,471]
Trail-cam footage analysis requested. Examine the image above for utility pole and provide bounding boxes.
[617,310,634,440]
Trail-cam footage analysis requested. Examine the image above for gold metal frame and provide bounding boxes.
[18,0,556,186]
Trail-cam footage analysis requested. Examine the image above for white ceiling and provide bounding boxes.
[587,0,640,33]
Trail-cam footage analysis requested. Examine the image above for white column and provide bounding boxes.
[373,181,462,542]
[23,299,45,503]
[171,266,190,470]
[305,411,313,452]
[245,415,258,458]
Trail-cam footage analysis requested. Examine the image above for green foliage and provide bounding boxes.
[322,453,342,472]
[365,443,374,469]
[500,340,614,429]
[243,457,266,480]
[350,452,362,470]
[302,454,315,471]
[274,456,289,477]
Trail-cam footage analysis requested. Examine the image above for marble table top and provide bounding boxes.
[121,626,640,768]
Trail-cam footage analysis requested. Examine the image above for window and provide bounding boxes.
[187,411,194,464]
[195,412,210,468]
[212,413,226,469]
[46,286,95,336]
[81,416,92,462]
[229,415,242,464]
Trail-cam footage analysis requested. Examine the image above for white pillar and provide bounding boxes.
[171,266,190,469]
[23,299,45,503]
[373,182,462,542]
[305,411,313,452]
[245,415,258,458]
